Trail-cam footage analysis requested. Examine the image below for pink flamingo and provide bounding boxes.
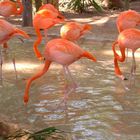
[33,5,65,60]
[116,10,140,61]
[23,38,96,103]
[112,28,140,80]
[0,19,29,83]
[0,0,23,17]
[116,10,140,33]
[60,22,92,42]
[39,3,64,19]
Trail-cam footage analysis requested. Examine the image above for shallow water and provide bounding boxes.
[0,38,140,140]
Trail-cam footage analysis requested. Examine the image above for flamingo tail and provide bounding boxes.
[81,51,97,62]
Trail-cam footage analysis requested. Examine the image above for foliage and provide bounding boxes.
[6,127,68,140]
[61,0,103,13]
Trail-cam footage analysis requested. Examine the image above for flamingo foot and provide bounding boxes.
[118,74,128,80]
[38,56,45,61]
[24,95,29,104]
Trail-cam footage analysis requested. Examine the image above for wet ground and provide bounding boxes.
[0,1,140,140]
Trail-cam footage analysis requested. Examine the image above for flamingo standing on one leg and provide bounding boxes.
[33,6,65,60]
[23,38,96,104]
[0,19,29,83]
[112,28,140,81]
[60,22,92,42]
[0,0,23,17]
[116,10,140,60]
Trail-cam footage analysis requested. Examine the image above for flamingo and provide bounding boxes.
[33,6,65,60]
[116,10,140,33]
[0,19,29,83]
[112,28,140,81]
[23,38,96,103]
[116,10,140,60]
[38,3,64,19]
[60,22,92,42]
[0,0,23,17]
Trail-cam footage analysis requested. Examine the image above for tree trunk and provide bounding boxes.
[22,0,33,27]
[35,0,42,12]
[124,0,129,10]
[43,0,59,9]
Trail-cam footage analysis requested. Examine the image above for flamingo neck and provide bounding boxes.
[33,27,43,59]
[24,60,51,104]
[112,41,126,62]
[112,41,126,80]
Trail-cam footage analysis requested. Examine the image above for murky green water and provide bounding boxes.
[0,38,140,140]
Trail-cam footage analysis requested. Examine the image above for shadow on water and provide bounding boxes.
[0,38,140,140]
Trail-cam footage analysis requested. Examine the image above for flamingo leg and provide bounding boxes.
[12,53,18,81]
[0,48,3,85]
[3,43,9,53]
[132,51,136,75]
[61,66,77,103]
[56,83,75,110]
[129,51,136,86]
[130,51,136,77]
[63,66,77,88]
[44,29,48,42]
[126,48,129,62]
[8,48,18,80]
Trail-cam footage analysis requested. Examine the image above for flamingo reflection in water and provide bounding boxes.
[24,38,96,104]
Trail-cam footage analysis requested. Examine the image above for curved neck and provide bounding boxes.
[112,41,125,62]
[24,60,51,103]
[33,27,43,59]
[112,41,126,79]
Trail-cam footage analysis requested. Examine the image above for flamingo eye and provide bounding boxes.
[57,16,62,19]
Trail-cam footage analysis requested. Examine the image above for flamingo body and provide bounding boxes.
[33,9,65,59]
[116,10,140,32]
[0,19,29,45]
[38,4,64,19]
[44,38,85,65]
[24,38,96,103]
[118,29,140,51]
[39,3,58,13]
[60,22,92,41]
[33,9,63,29]
[0,0,23,17]
[112,28,140,80]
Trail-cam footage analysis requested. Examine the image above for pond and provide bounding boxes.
[0,37,140,140]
